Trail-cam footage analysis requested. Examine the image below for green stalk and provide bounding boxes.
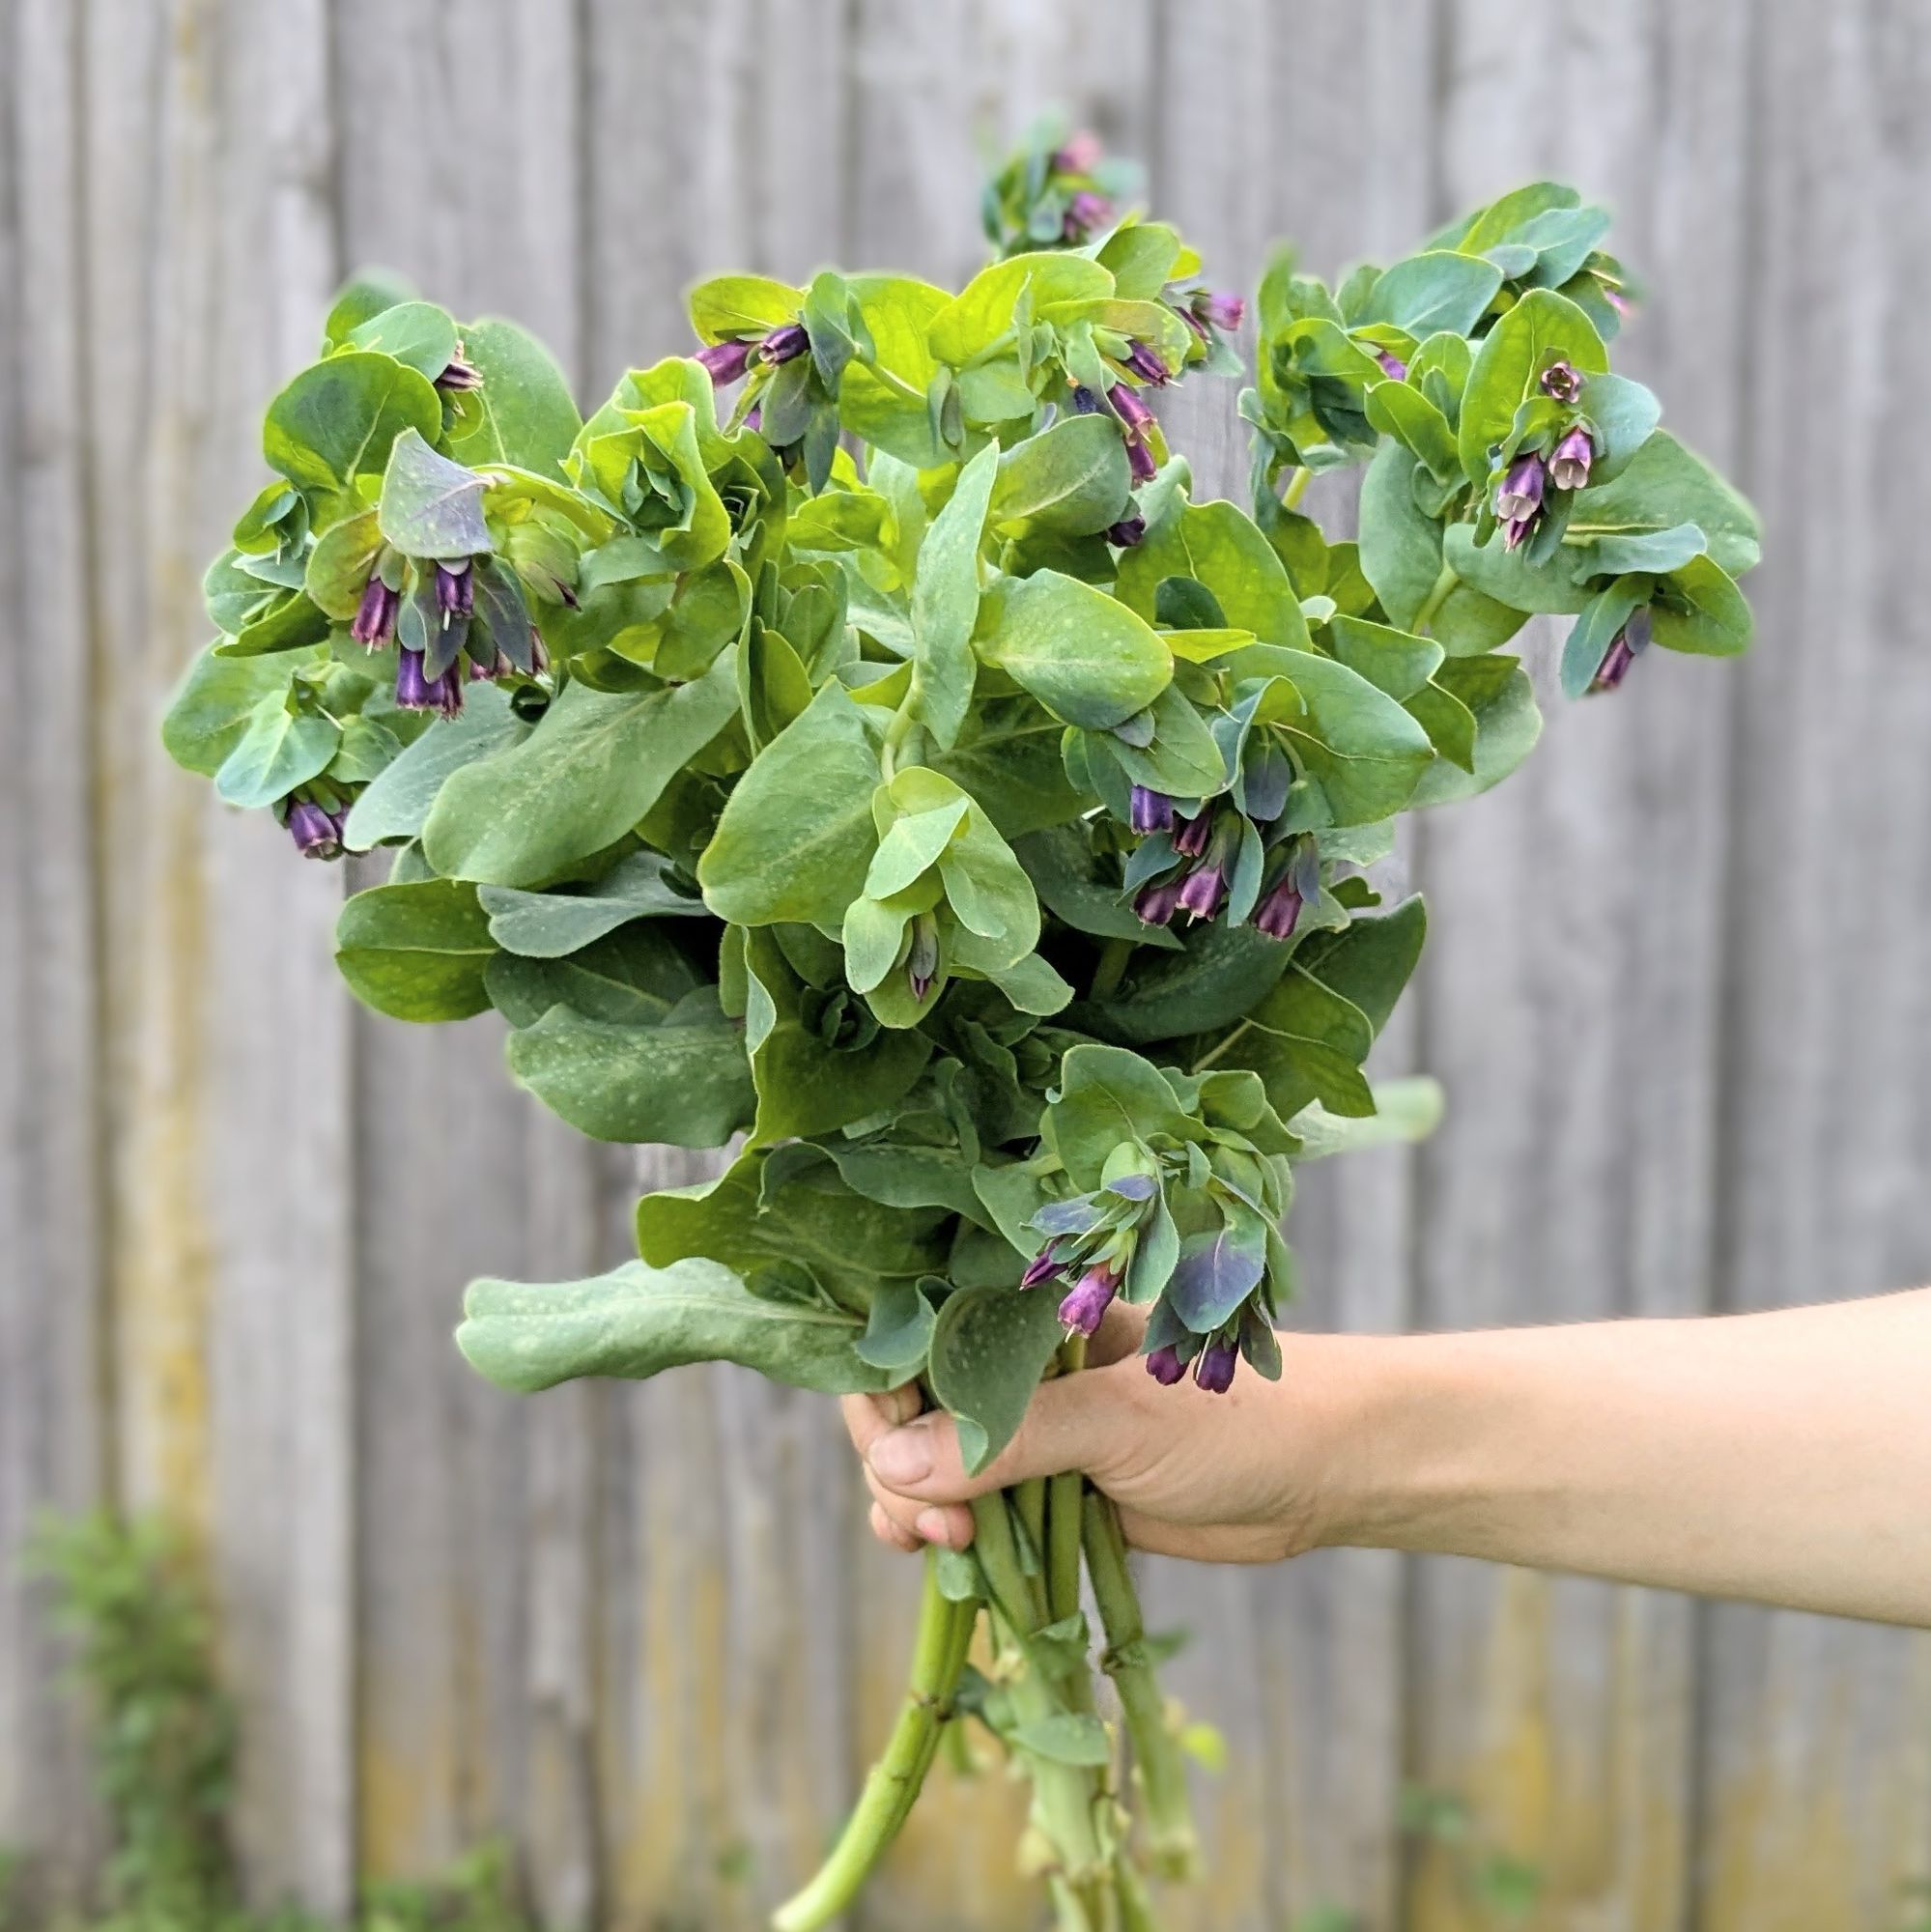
[1047,1470,1087,1627]
[1411,559,1460,636]
[1083,1494,1200,1881]
[771,1551,972,1932]
[972,1494,1109,1887]
[1089,937,1134,1000]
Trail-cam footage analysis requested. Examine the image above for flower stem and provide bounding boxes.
[770,1550,972,1932]
[1083,1494,1199,1881]
[1281,466,1312,511]
[1090,938,1133,1000]
[1412,560,1460,636]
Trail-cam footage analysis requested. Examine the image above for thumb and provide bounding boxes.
[864,1367,1133,1505]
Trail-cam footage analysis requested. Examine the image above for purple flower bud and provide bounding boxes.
[435,355,484,392]
[1495,453,1546,551]
[1129,785,1174,835]
[395,646,435,710]
[696,339,753,386]
[1604,285,1633,319]
[1134,877,1184,927]
[1058,1265,1120,1337]
[1591,605,1652,695]
[1022,1247,1066,1290]
[428,665,465,718]
[1069,385,1101,415]
[1540,359,1584,403]
[1054,130,1103,175]
[1549,424,1594,493]
[1107,514,1147,548]
[1254,873,1304,941]
[1172,810,1212,859]
[1125,437,1157,484]
[434,561,473,621]
[1145,1345,1187,1386]
[1178,860,1227,922]
[1063,190,1114,240]
[1375,349,1409,383]
[761,322,809,365]
[287,799,344,860]
[1108,383,1155,435]
[1191,291,1245,332]
[351,575,399,647]
[906,913,940,1003]
[1194,1340,1238,1395]
[1123,340,1172,387]
[743,404,763,433]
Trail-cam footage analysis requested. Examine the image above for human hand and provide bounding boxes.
[845,1302,1352,1565]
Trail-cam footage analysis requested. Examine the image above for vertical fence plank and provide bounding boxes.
[1697,4,1931,1926]
[0,0,109,1905]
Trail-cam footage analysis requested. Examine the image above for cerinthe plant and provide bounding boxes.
[163,124,1757,1930]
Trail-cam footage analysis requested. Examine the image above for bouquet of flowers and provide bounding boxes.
[162,123,1757,1931]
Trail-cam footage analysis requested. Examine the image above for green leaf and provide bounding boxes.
[1268,653,1435,824]
[1047,1045,1190,1190]
[342,683,527,850]
[1016,826,1182,950]
[637,1146,951,1310]
[504,996,753,1147]
[1561,579,1648,699]
[741,929,931,1141]
[1290,1076,1443,1159]
[1651,554,1751,656]
[839,274,952,469]
[1293,896,1427,1034]
[162,645,321,779]
[1406,657,1542,807]
[1067,922,1295,1046]
[213,693,339,809]
[1356,442,1446,630]
[990,414,1133,536]
[910,441,999,748]
[458,1258,889,1397]
[478,850,707,956]
[1229,967,1377,1119]
[442,317,583,480]
[323,270,416,348]
[1362,252,1503,336]
[926,1282,1068,1474]
[1442,522,1588,615]
[698,680,884,925]
[1118,499,1309,648]
[930,699,1086,838]
[983,570,1173,729]
[1567,432,1761,577]
[425,651,739,886]
[345,299,459,381]
[1579,522,1707,579]
[1457,290,1607,485]
[855,1278,938,1376]
[334,879,496,1022]
[1326,615,1444,699]
[689,274,803,339]
[485,925,700,1028]
[376,428,492,559]
[928,253,1113,364]
[1008,1713,1113,1768]
[263,351,441,497]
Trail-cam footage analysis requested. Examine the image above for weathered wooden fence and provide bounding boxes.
[4,1,1931,1926]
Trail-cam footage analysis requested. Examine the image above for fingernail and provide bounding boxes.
[878,1383,921,1426]
[915,1508,950,1544]
[868,1424,934,1487]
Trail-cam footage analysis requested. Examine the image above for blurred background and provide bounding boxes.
[4,1,1930,1928]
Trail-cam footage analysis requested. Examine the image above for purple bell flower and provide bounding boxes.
[286,799,344,860]
[435,355,484,393]
[1125,438,1157,483]
[1022,1247,1066,1290]
[1109,383,1155,435]
[1069,385,1101,415]
[1134,877,1185,927]
[1194,1340,1238,1395]
[1178,860,1228,922]
[696,338,753,386]
[761,322,809,364]
[428,665,465,718]
[1122,341,1172,387]
[1591,605,1652,696]
[434,560,473,621]
[1376,348,1409,382]
[351,575,400,647]
[1254,872,1304,941]
[1063,189,1114,240]
[1191,291,1245,332]
[1540,359,1584,403]
[1058,1264,1120,1338]
[1054,129,1103,175]
[1549,424,1594,492]
[1129,785,1174,835]
[1495,452,1546,551]
[395,646,435,710]
[1145,1345,1188,1387]
[1107,514,1147,548]
[1172,810,1212,860]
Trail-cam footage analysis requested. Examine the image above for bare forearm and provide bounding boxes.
[1307,1290,1931,1626]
